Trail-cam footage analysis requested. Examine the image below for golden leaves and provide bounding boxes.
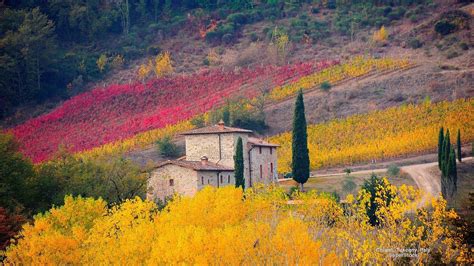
[4,186,468,265]
[270,99,474,172]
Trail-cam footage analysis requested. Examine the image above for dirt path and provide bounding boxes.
[281,157,473,204]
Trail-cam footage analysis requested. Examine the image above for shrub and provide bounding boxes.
[344,168,352,175]
[342,179,357,193]
[326,0,336,9]
[388,7,406,21]
[146,45,161,56]
[407,38,422,49]
[434,20,457,35]
[459,42,468,50]
[247,10,263,23]
[387,164,400,177]
[446,49,460,59]
[190,116,205,128]
[227,12,247,26]
[156,136,178,157]
[249,32,258,42]
[222,33,234,44]
[320,81,331,91]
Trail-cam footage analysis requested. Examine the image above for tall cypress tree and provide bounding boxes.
[447,148,457,198]
[442,130,451,175]
[234,137,245,190]
[438,127,444,169]
[292,90,310,191]
[456,129,462,162]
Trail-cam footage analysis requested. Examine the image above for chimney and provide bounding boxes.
[218,119,225,130]
[200,156,209,166]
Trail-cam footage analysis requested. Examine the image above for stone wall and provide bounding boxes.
[147,164,198,201]
[249,146,278,186]
[197,170,235,190]
[185,133,249,169]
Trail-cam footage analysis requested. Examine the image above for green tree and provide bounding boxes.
[438,127,444,169]
[156,136,179,157]
[35,150,147,210]
[442,129,451,176]
[291,90,310,191]
[0,8,57,109]
[234,137,245,190]
[456,129,462,162]
[0,133,34,212]
[449,148,457,196]
[222,105,230,125]
[360,174,396,226]
[443,148,457,199]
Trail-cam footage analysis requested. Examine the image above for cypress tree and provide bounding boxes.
[222,105,230,126]
[442,130,451,176]
[448,148,456,197]
[456,129,462,162]
[291,90,310,191]
[234,137,245,190]
[438,127,444,169]
[451,148,457,195]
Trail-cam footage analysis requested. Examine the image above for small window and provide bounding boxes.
[220,175,223,184]
[201,176,204,185]
[228,175,230,183]
[270,163,273,174]
[270,147,273,155]
[259,146,262,154]
[208,179,210,184]
[260,165,263,178]
[169,179,174,186]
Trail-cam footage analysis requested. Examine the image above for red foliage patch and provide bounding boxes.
[10,61,338,163]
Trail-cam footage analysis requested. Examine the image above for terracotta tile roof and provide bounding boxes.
[181,125,252,135]
[248,137,280,147]
[154,160,234,171]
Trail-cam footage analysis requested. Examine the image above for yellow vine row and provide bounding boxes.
[268,56,412,101]
[268,98,474,173]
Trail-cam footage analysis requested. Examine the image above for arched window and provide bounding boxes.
[201,176,204,185]
[260,165,263,178]
[169,179,174,186]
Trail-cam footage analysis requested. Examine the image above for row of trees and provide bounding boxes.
[0,132,147,250]
[438,127,462,199]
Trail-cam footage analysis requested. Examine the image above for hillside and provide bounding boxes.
[2,1,474,264]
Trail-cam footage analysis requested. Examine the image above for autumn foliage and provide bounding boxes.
[270,99,474,172]
[4,185,469,264]
[0,208,26,252]
[10,60,336,163]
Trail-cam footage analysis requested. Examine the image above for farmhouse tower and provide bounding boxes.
[147,121,279,201]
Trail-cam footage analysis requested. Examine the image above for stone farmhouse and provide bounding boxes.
[147,121,279,201]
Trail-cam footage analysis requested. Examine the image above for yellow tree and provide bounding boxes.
[96,54,108,73]
[137,62,151,82]
[373,26,388,42]
[153,51,174,78]
[111,54,125,70]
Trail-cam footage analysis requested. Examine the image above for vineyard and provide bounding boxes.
[269,99,474,173]
[9,57,413,163]
[10,61,336,162]
[268,56,412,101]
